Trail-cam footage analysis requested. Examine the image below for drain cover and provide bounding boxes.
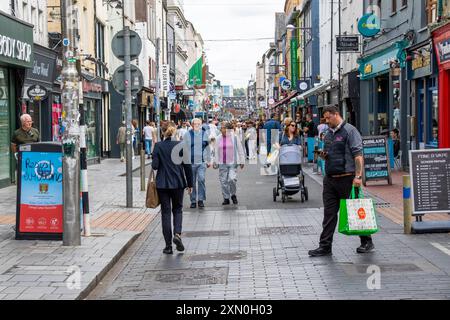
[145,267,228,286]
[258,226,315,235]
[183,230,231,238]
[188,251,247,262]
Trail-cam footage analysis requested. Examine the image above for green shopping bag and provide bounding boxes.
[338,186,379,236]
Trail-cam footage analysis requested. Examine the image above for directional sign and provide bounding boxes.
[281,79,292,91]
[112,30,143,61]
[112,65,144,96]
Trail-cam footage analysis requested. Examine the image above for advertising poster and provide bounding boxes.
[362,136,392,185]
[19,151,63,234]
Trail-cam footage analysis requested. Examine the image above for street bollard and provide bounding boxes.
[403,175,412,234]
[140,149,146,192]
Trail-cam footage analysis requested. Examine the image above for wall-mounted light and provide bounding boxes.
[378,85,382,93]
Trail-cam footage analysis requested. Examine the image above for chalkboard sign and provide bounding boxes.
[409,149,450,215]
[362,136,392,186]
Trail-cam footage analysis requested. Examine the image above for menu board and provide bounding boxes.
[362,136,392,185]
[409,149,450,215]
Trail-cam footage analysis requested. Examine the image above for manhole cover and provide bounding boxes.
[188,251,247,262]
[258,226,315,235]
[339,263,423,275]
[183,230,231,238]
[145,267,228,286]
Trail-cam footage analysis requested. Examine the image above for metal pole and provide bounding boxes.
[140,149,146,191]
[338,0,342,111]
[124,26,133,208]
[79,104,91,237]
[403,175,412,234]
[61,0,81,246]
[155,38,161,142]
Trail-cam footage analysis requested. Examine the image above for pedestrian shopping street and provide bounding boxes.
[87,162,450,300]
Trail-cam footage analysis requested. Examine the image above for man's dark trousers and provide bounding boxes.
[320,175,372,249]
[158,188,184,247]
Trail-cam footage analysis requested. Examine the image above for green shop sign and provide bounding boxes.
[290,38,298,88]
[358,40,409,80]
[0,12,34,68]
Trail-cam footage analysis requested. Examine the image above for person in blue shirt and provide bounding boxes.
[183,118,211,209]
[263,113,281,154]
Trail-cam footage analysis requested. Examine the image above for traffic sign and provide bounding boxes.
[281,79,292,91]
[112,65,144,96]
[112,30,143,61]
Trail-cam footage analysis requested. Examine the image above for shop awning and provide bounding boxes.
[270,91,298,110]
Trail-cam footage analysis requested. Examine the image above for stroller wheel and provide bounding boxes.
[304,187,309,201]
[273,187,277,202]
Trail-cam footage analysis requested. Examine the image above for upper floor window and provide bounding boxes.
[392,0,397,13]
[401,0,408,7]
[427,0,438,23]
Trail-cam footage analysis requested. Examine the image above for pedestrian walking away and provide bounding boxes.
[263,113,281,155]
[213,122,246,206]
[183,118,211,209]
[309,105,375,257]
[152,122,193,255]
[116,121,127,162]
[143,121,154,159]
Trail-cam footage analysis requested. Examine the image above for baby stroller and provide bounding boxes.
[273,144,309,203]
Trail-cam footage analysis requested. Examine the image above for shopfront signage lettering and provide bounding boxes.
[32,60,50,78]
[82,80,102,93]
[437,38,450,63]
[364,64,373,74]
[411,52,431,71]
[0,34,32,64]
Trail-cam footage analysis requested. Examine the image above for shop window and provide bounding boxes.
[428,89,438,147]
[85,100,99,159]
[0,68,10,181]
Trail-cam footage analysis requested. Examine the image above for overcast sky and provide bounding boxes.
[182,0,285,89]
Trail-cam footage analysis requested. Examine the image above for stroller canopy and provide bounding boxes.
[279,144,302,166]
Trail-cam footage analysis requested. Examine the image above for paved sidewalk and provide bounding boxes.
[91,162,450,300]
[303,165,449,225]
[0,158,159,300]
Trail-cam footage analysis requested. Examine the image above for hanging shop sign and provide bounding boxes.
[358,13,381,38]
[362,136,392,186]
[336,36,360,52]
[27,84,48,101]
[16,143,64,241]
[407,44,434,80]
[0,12,34,68]
[281,79,292,91]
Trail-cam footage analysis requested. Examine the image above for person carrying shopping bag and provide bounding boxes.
[213,122,246,206]
[309,105,375,257]
[151,122,193,255]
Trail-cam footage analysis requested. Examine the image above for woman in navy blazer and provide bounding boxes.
[152,123,193,255]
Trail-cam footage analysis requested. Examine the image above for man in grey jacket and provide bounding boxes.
[309,105,374,257]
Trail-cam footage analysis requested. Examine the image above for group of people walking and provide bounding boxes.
[149,106,375,257]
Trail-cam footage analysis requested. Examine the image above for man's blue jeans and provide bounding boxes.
[145,139,152,155]
[191,163,207,203]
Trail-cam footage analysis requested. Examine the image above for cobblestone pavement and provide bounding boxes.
[90,164,450,300]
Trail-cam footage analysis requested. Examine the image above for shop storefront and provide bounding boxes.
[82,73,103,163]
[406,42,438,149]
[358,40,409,136]
[22,44,58,142]
[0,12,34,188]
[432,23,450,148]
